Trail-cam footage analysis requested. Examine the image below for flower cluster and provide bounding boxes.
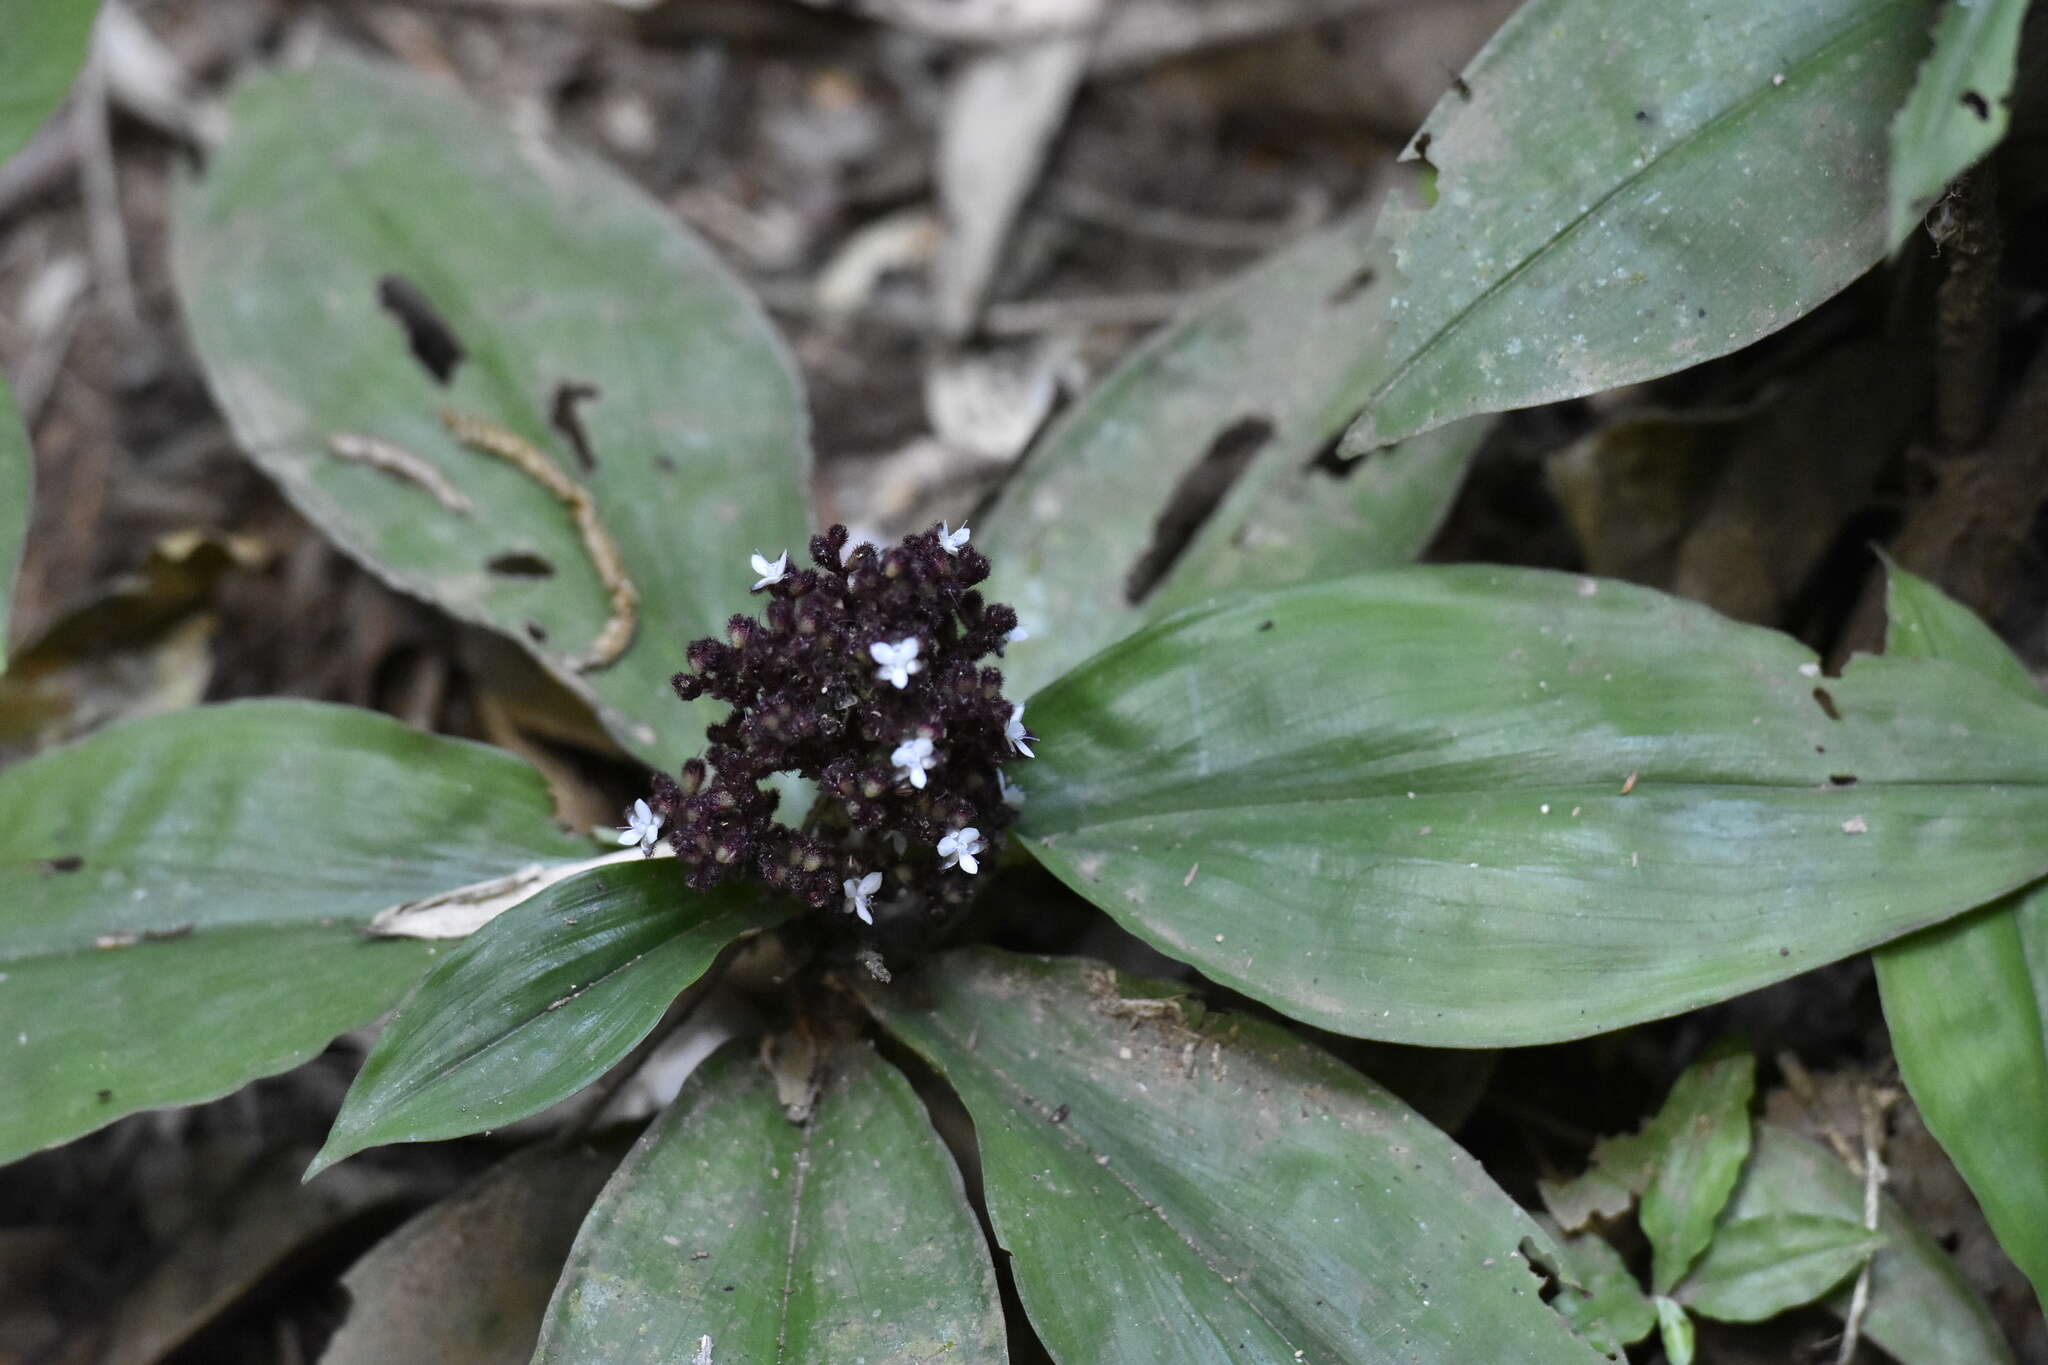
[627,523,1032,927]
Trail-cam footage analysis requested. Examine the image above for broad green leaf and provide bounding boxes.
[864,950,1603,1364]
[1342,0,1933,452]
[981,204,1485,697]
[1888,0,2027,243]
[1877,567,2048,1307]
[324,1140,625,1365]
[0,1,99,164]
[1653,1296,1695,1365]
[0,700,587,1163]
[1676,1213,1883,1322]
[310,861,781,1177]
[173,56,810,767]
[0,376,28,672]
[1540,1221,1656,1354]
[1019,566,2048,1045]
[535,1041,1006,1364]
[1728,1124,2014,1365]
[1641,1048,1756,1292]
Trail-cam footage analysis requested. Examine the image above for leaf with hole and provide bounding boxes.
[0,701,589,1164]
[172,55,811,766]
[1887,0,2027,242]
[1727,1124,2014,1364]
[1343,0,1934,452]
[310,861,783,1177]
[1675,1213,1883,1322]
[0,0,99,165]
[534,1040,1006,1364]
[864,949,1604,1363]
[1018,565,2048,1044]
[980,205,1486,698]
[1876,566,2048,1309]
[1640,1046,1755,1293]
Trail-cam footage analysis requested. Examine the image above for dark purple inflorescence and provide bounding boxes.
[643,523,1031,925]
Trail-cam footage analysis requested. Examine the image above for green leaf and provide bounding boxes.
[1539,1221,1657,1353]
[1018,565,2048,1045]
[310,862,781,1177]
[864,949,1604,1363]
[1343,0,1933,452]
[981,206,1485,698]
[1888,0,2027,243]
[534,1040,1007,1364]
[0,700,588,1163]
[1641,1048,1756,1292]
[1653,1296,1695,1365]
[0,376,29,672]
[0,0,99,164]
[1676,1214,1883,1323]
[172,55,810,766]
[1728,1124,2015,1365]
[1877,567,2048,1308]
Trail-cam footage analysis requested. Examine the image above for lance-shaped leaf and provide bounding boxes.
[1675,1214,1883,1323]
[981,204,1485,698]
[1018,565,2048,1045]
[309,861,783,1177]
[0,700,588,1163]
[864,949,1603,1363]
[1641,1048,1755,1292]
[1653,1297,1695,1365]
[1727,1124,2014,1365]
[0,377,29,673]
[1343,0,1932,452]
[1877,567,2048,1307]
[0,0,99,164]
[534,1041,1007,1364]
[1888,0,2028,243]
[172,55,810,766]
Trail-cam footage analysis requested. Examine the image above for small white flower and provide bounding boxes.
[1004,702,1035,757]
[938,521,971,554]
[938,826,986,875]
[870,636,923,689]
[843,870,883,924]
[890,735,938,789]
[750,549,789,591]
[998,770,1025,806]
[616,798,663,854]
[1007,625,1030,643]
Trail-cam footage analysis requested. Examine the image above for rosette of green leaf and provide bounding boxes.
[1343,0,1935,453]
[534,1041,1006,1364]
[864,949,1604,1363]
[1019,565,2048,1045]
[1877,566,2048,1307]
[0,701,589,1163]
[0,0,99,164]
[1674,1213,1884,1322]
[172,55,811,767]
[1887,0,2028,243]
[309,860,785,1177]
[1728,1124,2015,1364]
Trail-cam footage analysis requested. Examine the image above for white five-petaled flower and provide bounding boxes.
[937,826,985,875]
[890,735,938,789]
[617,798,663,854]
[1004,702,1035,757]
[750,549,789,591]
[870,636,923,689]
[843,870,883,925]
[998,770,1025,806]
[938,521,971,554]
